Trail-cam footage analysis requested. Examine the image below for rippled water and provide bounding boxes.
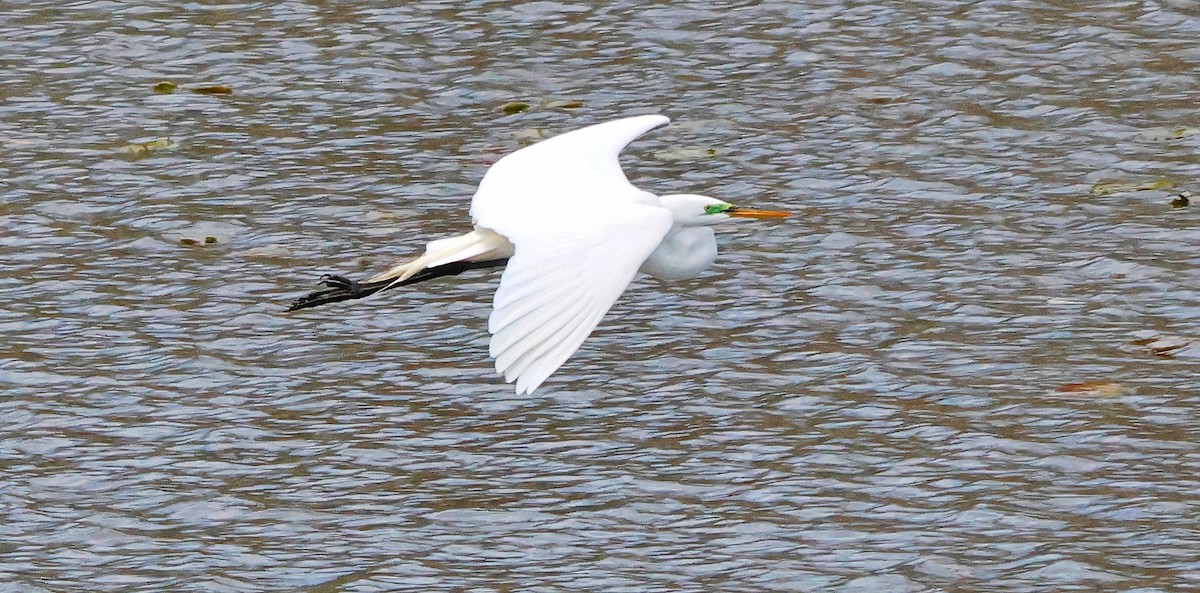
[3,1,1199,591]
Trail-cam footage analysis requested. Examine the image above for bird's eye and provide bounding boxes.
[704,204,731,215]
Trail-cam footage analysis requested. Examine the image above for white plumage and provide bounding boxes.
[291,115,789,394]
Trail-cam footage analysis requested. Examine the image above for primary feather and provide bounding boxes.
[483,201,671,394]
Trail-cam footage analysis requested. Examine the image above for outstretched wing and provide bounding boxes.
[471,114,670,211]
[466,114,675,393]
[481,201,672,394]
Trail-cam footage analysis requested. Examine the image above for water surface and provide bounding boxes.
[2,1,1199,591]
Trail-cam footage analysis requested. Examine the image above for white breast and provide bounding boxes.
[639,226,718,280]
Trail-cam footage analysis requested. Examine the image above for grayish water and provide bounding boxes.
[3,1,1199,591]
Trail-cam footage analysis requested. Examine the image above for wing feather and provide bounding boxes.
[498,295,595,381]
[481,202,672,394]
[489,280,591,355]
[513,305,609,394]
[467,114,675,393]
[470,115,670,223]
[490,257,586,313]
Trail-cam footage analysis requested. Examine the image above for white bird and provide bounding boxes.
[290,115,789,394]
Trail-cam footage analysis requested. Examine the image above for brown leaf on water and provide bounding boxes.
[1132,335,1190,357]
[180,236,221,247]
[1056,381,1129,396]
[119,137,177,157]
[499,101,530,115]
[547,99,584,109]
[152,81,178,94]
[1139,126,1200,141]
[191,85,233,95]
[172,221,244,250]
[1090,179,1175,196]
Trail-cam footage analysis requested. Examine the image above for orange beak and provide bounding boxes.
[727,206,790,219]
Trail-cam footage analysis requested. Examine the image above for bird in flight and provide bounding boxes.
[289,115,789,393]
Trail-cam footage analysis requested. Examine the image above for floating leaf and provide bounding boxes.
[191,85,233,95]
[547,99,584,109]
[499,101,530,115]
[1090,179,1175,196]
[172,222,243,249]
[1139,126,1200,141]
[1056,381,1129,396]
[179,235,221,247]
[152,81,178,94]
[1170,192,1190,208]
[119,137,178,156]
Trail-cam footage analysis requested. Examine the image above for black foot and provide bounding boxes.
[287,274,390,311]
[285,258,509,312]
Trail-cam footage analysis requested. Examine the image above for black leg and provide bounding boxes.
[286,258,509,311]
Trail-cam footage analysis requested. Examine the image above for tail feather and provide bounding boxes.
[366,228,513,289]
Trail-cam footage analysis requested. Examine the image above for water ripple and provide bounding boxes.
[2,1,1199,592]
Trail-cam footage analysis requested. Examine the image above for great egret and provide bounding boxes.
[290,115,789,393]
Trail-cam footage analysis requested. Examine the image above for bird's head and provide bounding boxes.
[659,194,790,227]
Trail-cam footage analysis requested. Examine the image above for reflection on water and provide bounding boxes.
[2,1,1198,591]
